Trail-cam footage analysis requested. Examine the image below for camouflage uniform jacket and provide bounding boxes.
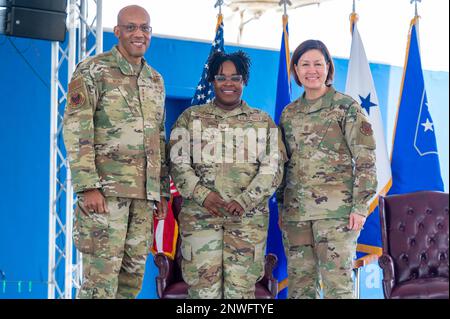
[278,87,377,222]
[63,46,169,201]
[170,101,286,215]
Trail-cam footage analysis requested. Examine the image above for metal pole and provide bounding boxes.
[356,267,361,299]
[79,0,87,60]
[214,0,224,15]
[279,0,291,15]
[64,174,74,298]
[410,0,421,17]
[96,0,103,54]
[48,41,59,300]
[63,0,78,299]
[410,0,421,46]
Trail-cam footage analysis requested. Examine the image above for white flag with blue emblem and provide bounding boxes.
[345,21,392,259]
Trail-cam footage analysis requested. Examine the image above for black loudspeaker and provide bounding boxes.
[6,0,67,13]
[1,0,67,41]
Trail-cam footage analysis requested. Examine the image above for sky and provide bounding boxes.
[97,0,449,71]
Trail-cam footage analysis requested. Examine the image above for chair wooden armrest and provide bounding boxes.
[378,254,395,298]
[154,252,175,298]
[258,253,278,298]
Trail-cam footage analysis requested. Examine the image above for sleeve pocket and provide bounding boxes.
[284,222,313,247]
[253,240,266,262]
[180,240,192,261]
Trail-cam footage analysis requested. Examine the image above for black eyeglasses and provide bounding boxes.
[214,75,243,83]
[118,24,152,34]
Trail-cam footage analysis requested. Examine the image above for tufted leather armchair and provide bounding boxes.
[378,191,449,299]
[154,197,279,299]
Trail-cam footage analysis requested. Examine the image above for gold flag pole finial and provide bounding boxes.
[214,0,224,30]
[349,0,359,34]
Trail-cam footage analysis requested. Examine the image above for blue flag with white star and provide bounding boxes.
[191,14,224,106]
[390,18,444,194]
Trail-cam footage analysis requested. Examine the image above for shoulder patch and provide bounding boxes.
[67,76,87,109]
[69,91,86,108]
[68,77,83,91]
[360,121,373,136]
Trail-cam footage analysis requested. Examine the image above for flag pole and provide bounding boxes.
[279,0,291,15]
[190,1,224,106]
[214,0,223,15]
[391,0,422,156]
[349,0,358,34]
[410,0,421,24]
[410,0,421,45]
[214,0,224,30]
[411,0,421,18]
[279,0,291,82]
[267,0,292,298]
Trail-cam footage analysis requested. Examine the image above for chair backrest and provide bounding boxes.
[380,191,449,285]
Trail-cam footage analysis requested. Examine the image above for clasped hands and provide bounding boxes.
[203,192,244,217]
[80,189,168,219]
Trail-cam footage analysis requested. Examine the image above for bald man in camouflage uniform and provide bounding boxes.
[63,6,169,298]
[278,87,377,299]
[169,51,286,299]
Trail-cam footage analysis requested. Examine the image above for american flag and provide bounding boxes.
[151,178,180,259]
[191,14,225,106]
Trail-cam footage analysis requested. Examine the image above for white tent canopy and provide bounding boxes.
[98,0,448,71]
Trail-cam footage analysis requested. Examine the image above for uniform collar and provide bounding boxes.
[299,86,336,114]
[112,46,153,78]
[204,100,253,118]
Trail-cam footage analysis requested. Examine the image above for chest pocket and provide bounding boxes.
[192,112,217,128]
[303,108,344,154]
[117,86,142,117]
[140,82,165,124]
[191,112,218,150]
[318,115,344,153]
[300,115,331,151]
[97,75,139,121]
[190,112,219,179]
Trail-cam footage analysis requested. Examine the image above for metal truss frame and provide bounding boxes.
[48,0,103,299]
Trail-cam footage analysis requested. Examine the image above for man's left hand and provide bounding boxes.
[154,197,169,220]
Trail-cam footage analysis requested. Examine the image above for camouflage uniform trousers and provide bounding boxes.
[282,218,360,299]
[180,212,268,299]
[74,195,153,299]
